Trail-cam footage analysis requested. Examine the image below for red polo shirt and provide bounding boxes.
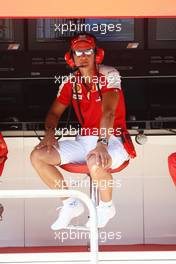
[56,65,127,136]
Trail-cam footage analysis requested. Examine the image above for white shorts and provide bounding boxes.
[55,135,129,169]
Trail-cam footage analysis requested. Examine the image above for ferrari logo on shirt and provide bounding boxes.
[72,83,82,100]
[73,83,82,94]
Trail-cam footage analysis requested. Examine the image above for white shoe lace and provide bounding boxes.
[56,200,80,212]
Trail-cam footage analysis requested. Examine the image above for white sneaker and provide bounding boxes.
[86,204,116,228]
[51,198,85,231]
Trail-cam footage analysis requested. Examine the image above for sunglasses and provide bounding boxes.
[73,48,94,57]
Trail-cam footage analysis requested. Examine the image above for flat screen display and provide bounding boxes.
[28,18,143,50]
[35,18,134,42]
[156,18,176,41]
[0,19,14,42]
[0,19,24,50]
[148,18,176,49]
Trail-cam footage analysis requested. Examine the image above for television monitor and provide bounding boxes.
[28,18,144,51]
[0,19,24,51]
[148,18,176,49]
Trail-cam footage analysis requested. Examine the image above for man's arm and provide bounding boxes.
[45,99,68,133]
[87,90,119,168]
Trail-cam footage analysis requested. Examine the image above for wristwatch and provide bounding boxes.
[97,137,108,146]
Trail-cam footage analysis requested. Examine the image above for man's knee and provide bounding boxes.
[30,148,43,167]
[86,155,102,175]
[30,147,61,167]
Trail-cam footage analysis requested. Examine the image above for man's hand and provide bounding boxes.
[86,143,112,169]
[35,131,59,153]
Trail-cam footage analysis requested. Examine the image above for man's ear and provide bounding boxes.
[65,50,75,68]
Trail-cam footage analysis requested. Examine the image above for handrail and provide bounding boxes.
[0,189,98,264]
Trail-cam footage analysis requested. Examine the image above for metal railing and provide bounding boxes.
[0,189,99,264]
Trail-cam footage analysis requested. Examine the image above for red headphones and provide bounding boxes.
[65,34,104,68]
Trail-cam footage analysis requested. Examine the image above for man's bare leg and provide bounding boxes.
[30,147,67,190]
[30,146,85,230]
[87,154,113,202]
[86,154,116,228]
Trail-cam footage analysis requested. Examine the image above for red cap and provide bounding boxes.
[71,34,96,50]
[168,152,176,185]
